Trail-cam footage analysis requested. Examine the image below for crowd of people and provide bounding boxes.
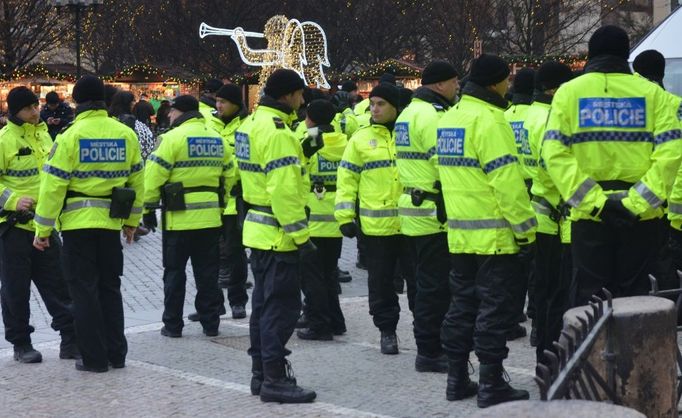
[0,24,681,410]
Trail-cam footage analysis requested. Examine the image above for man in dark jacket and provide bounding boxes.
[40,92,73,140]
[133,93,155,127]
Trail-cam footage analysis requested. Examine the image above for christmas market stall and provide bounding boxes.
[0,64,80,114]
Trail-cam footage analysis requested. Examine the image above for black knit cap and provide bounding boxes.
[588,25,630,60]
[72,75,105,104]
[203,78,224,93]
[535,61,573,91]
[264,69,306,99]
[399,87,413,109]
[216,84,243,108]
[341,81,357,92]
[421,60,459,85]
[7,86,38,116]
[306,99,337,125]
[633,49,666,85]
[369,83,400,110]
[512,68,535,95]
[170,95,199,112]
[379,72,396,85]
[45,91,60,104]
[469,54,510,87]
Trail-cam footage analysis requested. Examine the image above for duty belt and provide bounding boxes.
[403,187,439,201]
[597,180,634,191]
[184,185,220,194]
[66,190,112,199]
[249,204,274,214]
[531,195,566,222]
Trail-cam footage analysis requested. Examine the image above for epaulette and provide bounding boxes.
[59,120,75,134]
[273,117,286,129]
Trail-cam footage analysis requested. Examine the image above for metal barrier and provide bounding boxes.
[535,288,618,403]
[648,270,682,411]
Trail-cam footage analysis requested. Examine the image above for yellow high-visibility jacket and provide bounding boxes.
[34,108,144,238]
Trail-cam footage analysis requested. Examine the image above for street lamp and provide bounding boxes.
[52,0,104,79]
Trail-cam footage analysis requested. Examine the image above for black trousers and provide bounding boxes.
[61,229,126,368]
[509,250,535,323]
[219,215,248,307]
[300,237,345,333]
[364,234,415,332]
[411,233,450,356]
[533,233,571,362]
[570,219,663,307]
[441,253,520,364]
[0,227,73,347]
[248,249,301,368]
[162,228,222,333]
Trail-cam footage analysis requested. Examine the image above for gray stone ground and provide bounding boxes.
[0,233,541,417]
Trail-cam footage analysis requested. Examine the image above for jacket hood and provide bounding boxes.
[413,86,454,110]
[462,82,509,109]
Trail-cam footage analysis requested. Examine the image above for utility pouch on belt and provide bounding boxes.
[218,177,226,209]
[109,187,136,219]
[410,189,425,207]
[162,182,186,211]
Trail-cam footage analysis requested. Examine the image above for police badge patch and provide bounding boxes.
[369,139,378,149]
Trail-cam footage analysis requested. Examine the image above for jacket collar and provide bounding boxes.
[583,55,631,75]
[512,93,533,105]
[258,95,296,124]
[413,86,454,110]
[75,100,107,117]
[370,120,395,133]
[200,95,216,109]
[462,82,509,109]
[532,91,553,105]
[169,110,203,129]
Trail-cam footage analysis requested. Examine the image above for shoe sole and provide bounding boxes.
[381,349,399,355]
[477,393,530,408]
[297,335,333,341]
[260,393,317,403]
[415,365,448,373]
[59,353,82,360]
[75,364,108,373]
[160,330,182,338]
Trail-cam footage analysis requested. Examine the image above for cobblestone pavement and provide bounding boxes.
[0,233,541,417]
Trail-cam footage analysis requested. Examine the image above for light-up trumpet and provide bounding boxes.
[199,22,265,39]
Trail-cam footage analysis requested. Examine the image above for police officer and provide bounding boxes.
[143,95,233,338]
[526,62,574,362]
[34,75,144,372]
[236,69,317,403]
[336,83,414,355]
[297,99,348,341]
[0,87,78,364]
[187,83,248,322]
[503,68,536,341]
[395,60,458,372]
[437,54,534,407]
[542,26,682,307]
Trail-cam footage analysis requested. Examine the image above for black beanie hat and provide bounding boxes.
[72,75,105,104]
[421,60,459,85]
[306,99,337,125]
[7,86,38,116]
[369,83,400,110]
[379,72,396,85]
[216,84,243,108]
[399,87,413,109]
[264,69,306,99]
[170,95,199,112]
[341,81,357,92]
[469,54,510,87]
[535,61,573,91]
[45,91,60,104]
[588,25,630,60]
[203,78,223,93]
[512,68,535,95]
[633,49,666,85]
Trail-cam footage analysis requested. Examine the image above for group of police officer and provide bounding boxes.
[1,23,682,409]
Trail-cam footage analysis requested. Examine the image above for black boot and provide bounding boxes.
[188,305,226,322]
[380,331,399,355]
[59,333,81,360]
[446,360,478,401]
[505,324,527,341]
[295,313,308,329]
[337,267,352,283]
[296,328,333,341]
[260,360,316,403]
[477,363,529,408]
[250,357,263,396]
[415,353,448,373]
[231,305,247,319]
[13,344,42,363]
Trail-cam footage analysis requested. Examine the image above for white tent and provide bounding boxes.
[630,7,682,95]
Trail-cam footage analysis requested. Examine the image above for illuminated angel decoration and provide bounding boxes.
[199,15,331,89]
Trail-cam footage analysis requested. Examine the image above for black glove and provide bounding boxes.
[340,222,358,238]
[516,240,536,272]
[433,181,447,224]
[297,239,318,258]
[301,131,324,158]
[599,199,637,229]
[143,211,157,232]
